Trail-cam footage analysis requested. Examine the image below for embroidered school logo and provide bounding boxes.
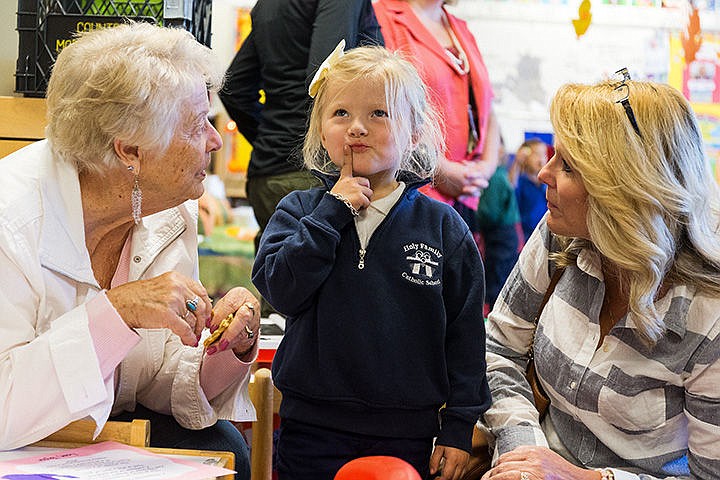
[402,242,442,286]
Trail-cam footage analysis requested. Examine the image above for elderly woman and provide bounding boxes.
[480,73,720,480]
[0,23,259,477]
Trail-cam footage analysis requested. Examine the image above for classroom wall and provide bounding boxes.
[445,1,720,150]
[0,2,20,96]
[2,0,719,154]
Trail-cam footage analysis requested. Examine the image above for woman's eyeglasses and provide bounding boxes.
[613,67,642,137]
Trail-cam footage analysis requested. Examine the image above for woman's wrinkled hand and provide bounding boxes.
[480,446,601,480]
[205,287,261,360]
[435,158,489,199]
[105,271,211,346]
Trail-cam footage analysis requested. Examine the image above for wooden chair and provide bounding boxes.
[247,367,281,480]
[0,95,47,159]
[32,418,150,448]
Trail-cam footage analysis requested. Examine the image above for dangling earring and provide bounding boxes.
[128,165,142,224]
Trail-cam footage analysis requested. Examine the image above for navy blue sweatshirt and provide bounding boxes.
[252,175,491,452]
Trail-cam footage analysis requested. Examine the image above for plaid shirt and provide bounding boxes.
[483,217,720,480]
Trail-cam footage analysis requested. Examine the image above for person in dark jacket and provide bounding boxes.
[252,44,490,480]
[219,0,384,316]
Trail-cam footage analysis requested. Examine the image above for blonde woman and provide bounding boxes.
[481,75,720,480]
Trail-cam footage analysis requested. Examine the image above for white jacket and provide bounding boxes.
[0,141,254,450]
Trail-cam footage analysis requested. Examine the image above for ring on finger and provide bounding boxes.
[186,296,200,313]
[244,324,254,339]
[243,302,256,317]
[520,472,531,480]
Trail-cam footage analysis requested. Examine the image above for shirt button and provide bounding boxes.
[570,381,577,389]
[133,256,142,263]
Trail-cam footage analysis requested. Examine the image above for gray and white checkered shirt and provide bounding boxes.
[482,217,720,480]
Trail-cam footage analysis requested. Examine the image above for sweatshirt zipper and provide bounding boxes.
[353,183,407,270]
[358,248,366,269]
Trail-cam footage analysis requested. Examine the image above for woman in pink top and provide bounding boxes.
[374,0,500,229]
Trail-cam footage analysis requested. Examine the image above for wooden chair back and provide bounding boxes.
[248,367,281,480]
[0,96,47,159]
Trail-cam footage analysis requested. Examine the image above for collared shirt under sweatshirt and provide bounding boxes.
[252,174,491,452]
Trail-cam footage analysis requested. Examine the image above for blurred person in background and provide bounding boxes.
[509,138,549,242]
[219,0,384,316]
[374,0,501,236]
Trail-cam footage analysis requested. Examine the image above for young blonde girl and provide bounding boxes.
[252,44,491,479]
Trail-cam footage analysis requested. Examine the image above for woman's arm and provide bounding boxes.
[0,245,116,449]
[482,222,554,454]
[218,30,262,143]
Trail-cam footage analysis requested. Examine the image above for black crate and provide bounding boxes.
[16,0,213,97]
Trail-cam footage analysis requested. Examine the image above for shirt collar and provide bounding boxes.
[367,182,405,215]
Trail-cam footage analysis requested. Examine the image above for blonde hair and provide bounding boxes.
[46,22,225,173]
[303,46,443,179]
[550,80,720,343]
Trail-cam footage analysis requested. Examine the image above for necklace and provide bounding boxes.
[441,11,469,75]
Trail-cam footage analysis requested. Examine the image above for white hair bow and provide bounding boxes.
[308,39,346,98]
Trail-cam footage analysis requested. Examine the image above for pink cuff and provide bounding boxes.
[200,347,255,401]
[86,292,140,379]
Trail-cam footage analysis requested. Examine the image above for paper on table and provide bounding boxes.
[0,441,235,480]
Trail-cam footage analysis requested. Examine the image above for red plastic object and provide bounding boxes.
[257,348,276,365]
[334,456,421,480]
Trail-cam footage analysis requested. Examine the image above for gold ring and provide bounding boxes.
[520,473,531,480]
[243,302,256,316]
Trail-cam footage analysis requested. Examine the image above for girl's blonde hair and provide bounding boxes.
[550,79,720,343]
[46,22,225,174]
[303,46,443,179]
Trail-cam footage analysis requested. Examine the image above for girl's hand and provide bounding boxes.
[430,445,469,480]
[106,271,211,346]
[206,287,261,360]
[330,145,373,213]
[480,446,602,480]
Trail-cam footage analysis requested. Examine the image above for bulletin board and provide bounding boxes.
[448,0,719,153]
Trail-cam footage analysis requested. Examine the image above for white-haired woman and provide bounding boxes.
[0,23,259,477]
[480,74,720,480]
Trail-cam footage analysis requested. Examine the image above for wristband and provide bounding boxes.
[326,191,359,216]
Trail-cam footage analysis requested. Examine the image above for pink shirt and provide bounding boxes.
[86,235,253,401]
[374,0,494,209]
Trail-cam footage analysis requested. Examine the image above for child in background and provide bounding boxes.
[476,136,521,313]
[511,138,549,241]
[252,44,490,479]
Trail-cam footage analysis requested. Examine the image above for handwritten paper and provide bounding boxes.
[0,441,235,480]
